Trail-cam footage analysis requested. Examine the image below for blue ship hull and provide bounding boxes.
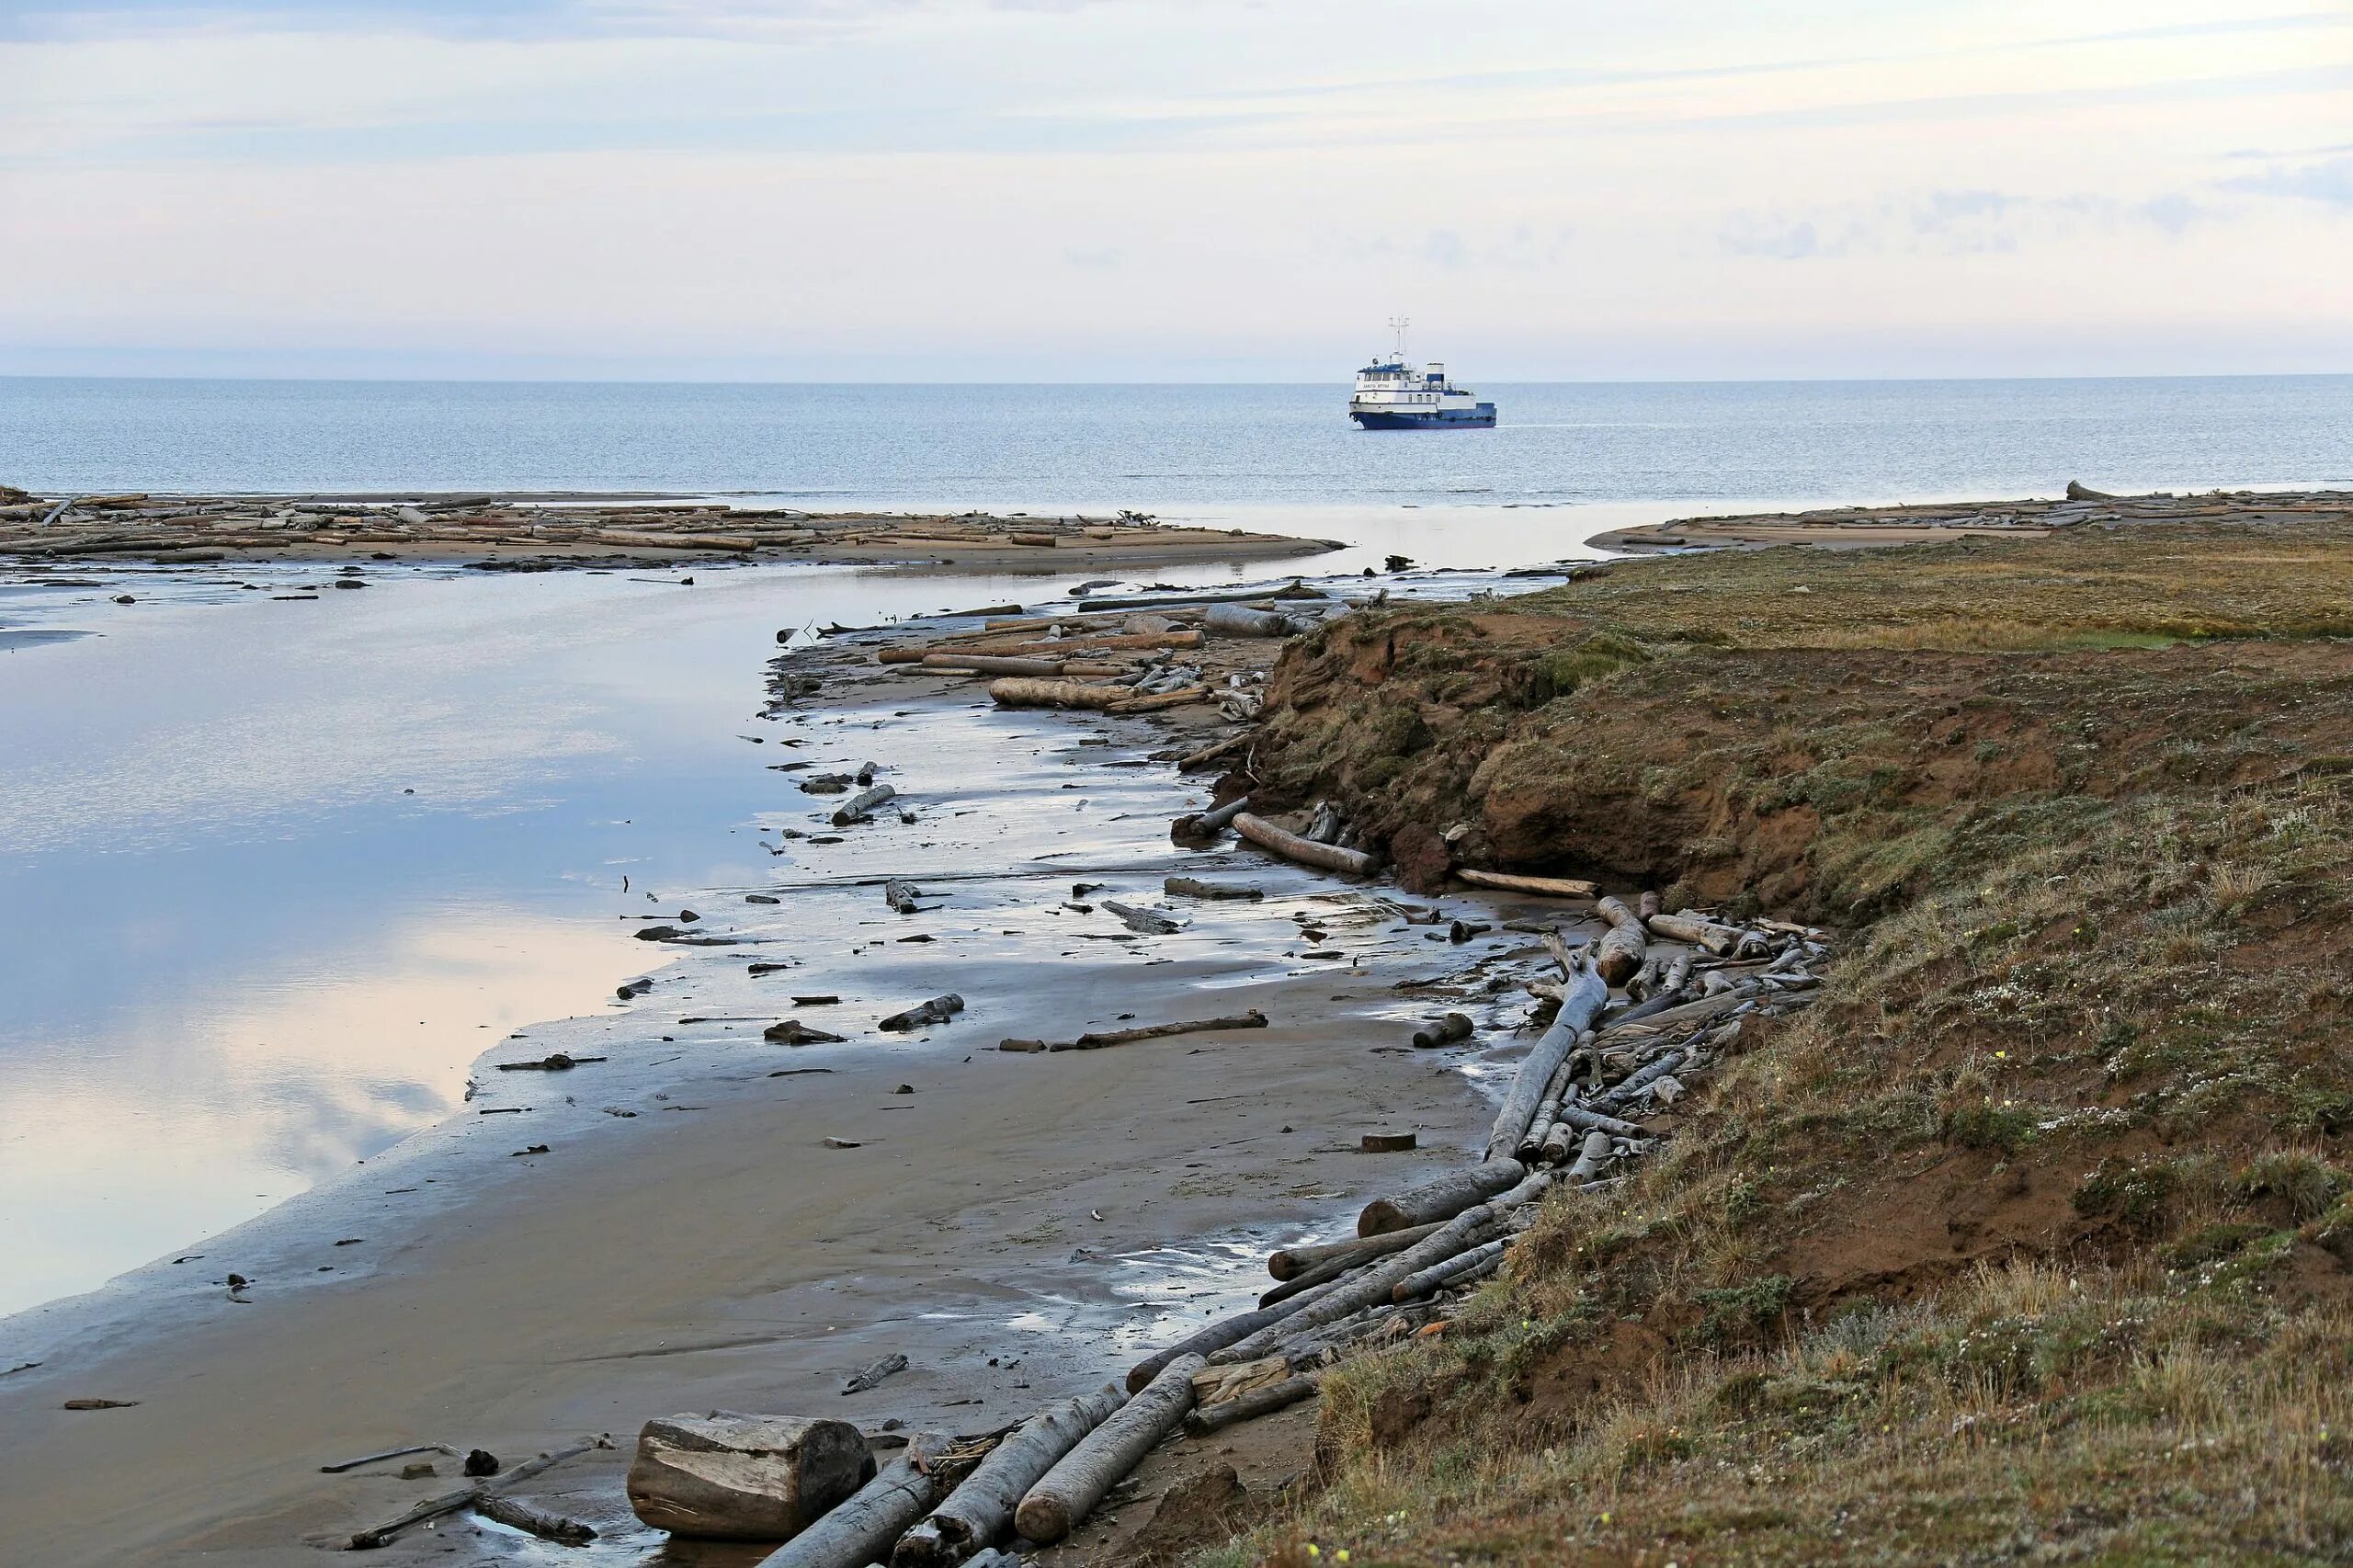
[1351,403,1496,430]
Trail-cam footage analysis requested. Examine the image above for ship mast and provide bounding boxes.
[1388,315,1410,364]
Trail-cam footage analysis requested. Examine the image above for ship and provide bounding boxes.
[1347,319,1495,429]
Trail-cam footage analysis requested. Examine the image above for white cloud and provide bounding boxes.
[1,0,2347,377]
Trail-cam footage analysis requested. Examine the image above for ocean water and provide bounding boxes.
[5,375,2349,506]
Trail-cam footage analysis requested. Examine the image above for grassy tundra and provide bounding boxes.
[1210,517,2353,1564]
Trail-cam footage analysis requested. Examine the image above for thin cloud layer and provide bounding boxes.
[2,0,2347,378]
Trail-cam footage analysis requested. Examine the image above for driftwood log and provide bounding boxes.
[475,1493,597,1545]
[892,1385,1125,1567]
[1165,875,1262,901]
[884,879,921,915]
[1644,910,1751,957]
[880,994,964,1032]
[1592,896,1649,985]
[1411,1012,1473,1049]
[1200,602,1298,637]
[987,677,1126,710]
[1182,1374,1318,1435]
[1218,1170,1553,1366]
[627,1413,873,1541]
[1171,792,1251,841]
[1054,1010,1267,1051]
[760,1433,949,1568]
[1358,1163,1522,1237]
[1453,869,1598,899]
[830,784,897,826]
[1270,1221,1442,1279]
[919,653,1071,676]
[1101,899,1182,934]
[1123,1274,1343,1392]
[1233,812,1379,878]
[1392,1236,1508,1301]
[1014,1357,1204,1544]
[1483,960,1608,1160]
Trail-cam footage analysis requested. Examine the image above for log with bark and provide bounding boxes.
[1591,895,1649,985]
[627,1414,874,1542]
[1052,1009,1267,1051]
[884,880,922,915]
[475,1494,597,1545]
[1643,910,1754,957]
[1233,812,1380,878]
[1100,899,1182,935]
[1014,1357,1204,1544]
[892,1385,1125,1567]
[987,677,1127,710]
[1411,1011,1472,1049]
[760,1432,950,1568]
[1358,1162,1523,1237]
[1452,869,1598,899]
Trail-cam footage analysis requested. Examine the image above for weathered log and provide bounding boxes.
[1515,1056,1586,1162]
[627,1414,873,1542]
[892,1385,1125,1567]
[1601,989,1747,1037]
[1015,1358,1203,1544]
[1182,1374,1318,1435]
[1171,793,1251,841]
[1269,1221,1442,1280]
[1054,1009,1266,1051]
[880,994,964,1032]
[843,1353,908,1394]
[760,1433,949,1568]
[1358,1163,1522,1237]
[829,784,897,826]
[1219,1171,1552,1364]
[1643,910,1745,956]
[475,1493,597,1545]
[1484,960,1608,1161]
[1597,1049,1690,1112]
[1165,875,1262,901]
[1592,896,1648,985]
[1200,603,1299,637]
[1175,732,1250,773]
[1411,1011,1473,1050]
[1392,1236,1508,1301]
[1452,869,1598,899]
[988,677,1126,710]
[920,653,1068,676]
[1564,1129,1614,1182]
[1123,1277,1341,1392]
[1100,899,1182,935]
[1552,1102,1646,1139]
[766,1020,847,1045]
[885,879,921,915]
[1108,685,1209,713]
[1233,812,1379,878]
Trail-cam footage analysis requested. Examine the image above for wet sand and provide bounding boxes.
[0,628,1588,1565]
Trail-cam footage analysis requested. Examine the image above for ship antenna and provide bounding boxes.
[1388,315,1410,362]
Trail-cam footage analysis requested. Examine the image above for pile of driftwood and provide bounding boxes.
[597,875,1820,1564]
[868,597,1319,721]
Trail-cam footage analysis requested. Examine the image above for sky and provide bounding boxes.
[1,0,2348,381]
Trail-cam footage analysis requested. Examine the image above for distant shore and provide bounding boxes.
[0,488,1337,572]
[1586,483,2353,552]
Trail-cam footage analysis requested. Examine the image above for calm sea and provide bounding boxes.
[5,375,2349,505]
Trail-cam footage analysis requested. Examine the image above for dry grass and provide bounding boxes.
[1200,517,2353,1565]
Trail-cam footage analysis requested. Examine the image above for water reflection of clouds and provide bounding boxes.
[0,908,640,1316]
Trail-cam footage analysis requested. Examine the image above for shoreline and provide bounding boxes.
[0,489,1337,572]
[1586,483,2353,552]
[0,578,1597,1565]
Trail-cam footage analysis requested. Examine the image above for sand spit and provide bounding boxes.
[1587,482,2353,552]
[0,574,1617,1566]
[0,486,1335,572]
